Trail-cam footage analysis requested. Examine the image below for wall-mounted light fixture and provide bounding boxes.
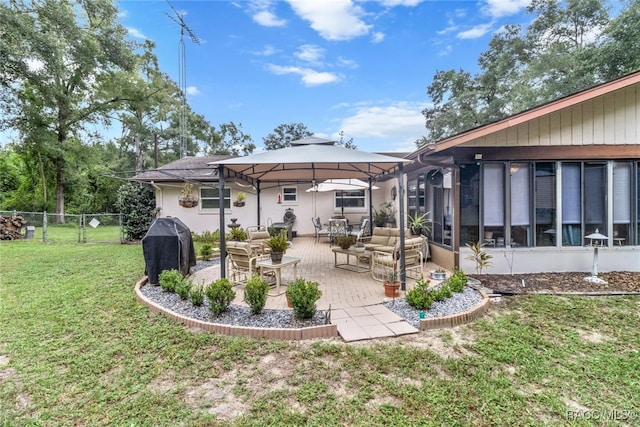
[474,153,483,160]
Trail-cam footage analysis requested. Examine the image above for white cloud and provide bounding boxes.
[457,23,493,39]
[252,10,287,27]
[438,45,453,56]
[371,32,385,43]
[127,27,146,40]
[295,44,325,64]
[336,102,427,150]
[378,0,424,6]
[482,0,529,18]
[336,57,358,69]
[186,86,200,95]
[266,64,342,86]
[286,0,372,41]
[254,45,278,56]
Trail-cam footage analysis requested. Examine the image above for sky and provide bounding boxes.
[118,0,534,153]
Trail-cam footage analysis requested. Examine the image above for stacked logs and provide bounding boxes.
[0,215,28,240]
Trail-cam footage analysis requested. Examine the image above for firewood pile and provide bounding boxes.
[0,215,28,240]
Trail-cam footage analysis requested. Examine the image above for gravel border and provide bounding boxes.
[140,260,485,330]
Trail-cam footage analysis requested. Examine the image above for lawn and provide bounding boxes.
[1,241,639,426]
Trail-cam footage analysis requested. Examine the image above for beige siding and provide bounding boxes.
[463,83,640,147]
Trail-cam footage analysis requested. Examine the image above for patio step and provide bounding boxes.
[330,304,419,342]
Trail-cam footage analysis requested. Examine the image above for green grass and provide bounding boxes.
[1,240,639,426]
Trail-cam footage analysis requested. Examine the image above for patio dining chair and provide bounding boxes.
[349,218,369,242]
[226,241,267,285]
[312,217,331,243]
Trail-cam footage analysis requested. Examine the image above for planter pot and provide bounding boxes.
[384,281,400,298]
[351,246,365,253]
[430,271,447,280]
[179,197,198,208]
[233,201,245,207]
[270,251,284,264]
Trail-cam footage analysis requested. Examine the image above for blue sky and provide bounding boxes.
[120,0,533,153]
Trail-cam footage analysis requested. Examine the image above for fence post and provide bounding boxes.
[43,211,47,242]
[119,213,124,243]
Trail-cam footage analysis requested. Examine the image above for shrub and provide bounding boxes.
[158,269,183,293]
[205,278,235,315]
[175,278,192,300]
[116,182,156,241]
[190,284,205,306]
[200,243,213,261]
[192,230,220,244]
[243,275,270,315]
[448,269,468,293]
[286,278,322,319]
[406,277,434,310]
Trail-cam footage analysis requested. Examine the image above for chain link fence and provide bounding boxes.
[0,211,123,243]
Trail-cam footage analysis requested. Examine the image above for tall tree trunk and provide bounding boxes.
[55,159,65,224]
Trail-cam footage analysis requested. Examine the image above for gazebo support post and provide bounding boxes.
[398,163,406,291]
[256,180,261,226]
[218,165,226,278]
[368,178,374,237]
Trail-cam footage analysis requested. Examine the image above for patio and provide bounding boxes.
[190,236,445,341]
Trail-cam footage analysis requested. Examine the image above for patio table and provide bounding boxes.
[332,247,373,273]
[256,256,300,296]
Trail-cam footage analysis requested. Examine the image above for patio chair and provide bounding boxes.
[328,218,348,246]
[247,228,272,254]
[349,218,369,242]
[226,241,267,285]
[371,242,424,282]
[312,217,331,243]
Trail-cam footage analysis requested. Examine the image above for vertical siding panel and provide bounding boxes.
[548,111,561,145]
[603,93,615,144]
[507,126,518,146]
[496,128,507,146]
[582,99,594,146]
[529,118,540,146]
[571,105,583,145]
[517,123,529,146]
[593,95,605,144]
[560,109,572,145]
[539,114,550,145]
[625,86,636,145]
[615,89,626,144]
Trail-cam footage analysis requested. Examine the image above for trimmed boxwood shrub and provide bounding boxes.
[286,278,322,319]
[205,278,235,315]
[243,275,270,315]
[158,269,183,293]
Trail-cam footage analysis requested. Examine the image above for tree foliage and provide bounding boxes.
[262,123,313,150]
[116,182,155,240]
[0,0,138,219]
[420,0,638,146]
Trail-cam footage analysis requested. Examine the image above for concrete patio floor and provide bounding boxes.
[190,236,445,342]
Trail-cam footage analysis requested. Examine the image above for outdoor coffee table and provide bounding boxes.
[256,256,300,296]
[332,247,373,273]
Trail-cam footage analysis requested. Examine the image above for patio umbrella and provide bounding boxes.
[306,179,379,216]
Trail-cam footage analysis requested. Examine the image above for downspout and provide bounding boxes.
[398,162,407,291]
[218,165,226,278]
[368,177,374,236]
[150,181,163,214]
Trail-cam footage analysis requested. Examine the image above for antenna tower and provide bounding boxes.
[165,1,201,158]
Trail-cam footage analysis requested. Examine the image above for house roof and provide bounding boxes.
[411,70,640,159]
[212,137,412,183]
[131,155,231,183]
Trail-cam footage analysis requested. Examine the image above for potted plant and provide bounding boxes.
[178,183,199,208]
[352,241,365,253]
[408,211,430,235]
[266,229,288,263]
[335,235,356,250]
[234,192,246,207]
[430,267,447,280]
[228,227,247,241]
[384,269,400,298]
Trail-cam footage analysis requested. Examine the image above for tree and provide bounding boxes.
[262,123,312,150]
[205,121,255,156]
[336,130,357,149]
[0,0,137,221]
[116,182,156,241]
[419,0,627,146]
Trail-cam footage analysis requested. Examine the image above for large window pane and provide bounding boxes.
[483,164,504,246]
[613,162,631,246]
[535,163,556,246]
[201,188,231,209]
[562,163,581,246]
[584,163,606,236]
[460,163,479,245]
[510,163,531,247]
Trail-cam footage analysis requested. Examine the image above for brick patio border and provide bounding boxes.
[134,277,338,340]
[419,289,491,330]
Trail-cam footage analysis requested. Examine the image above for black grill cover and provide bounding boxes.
[142,217,196,285]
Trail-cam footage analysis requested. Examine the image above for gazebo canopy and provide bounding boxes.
[211,136,411,183]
